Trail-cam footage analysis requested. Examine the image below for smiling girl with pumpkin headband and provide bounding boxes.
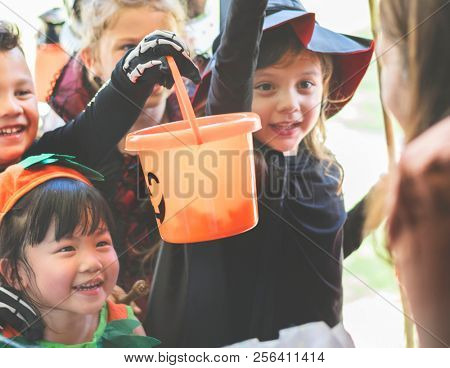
[0,155,160,347]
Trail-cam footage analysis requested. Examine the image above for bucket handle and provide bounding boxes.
[166,55,202,145]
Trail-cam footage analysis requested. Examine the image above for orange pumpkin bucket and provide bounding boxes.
[125,56,261,243]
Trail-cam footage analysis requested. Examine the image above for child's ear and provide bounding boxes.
[0,258,28,290]
[80,47,98,74]
[80,47,104,88]
[0,258,14,286]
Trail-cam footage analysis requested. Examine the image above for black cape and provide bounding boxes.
[143,0,359,347]
[145,141,347,347]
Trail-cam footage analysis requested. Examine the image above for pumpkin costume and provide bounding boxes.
[0,156,158,348]
[1,300,159,348]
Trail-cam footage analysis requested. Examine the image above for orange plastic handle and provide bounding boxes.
[166,56,202,145]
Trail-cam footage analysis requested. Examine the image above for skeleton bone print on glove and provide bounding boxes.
[0,286,44,340]
[123,30,199,87]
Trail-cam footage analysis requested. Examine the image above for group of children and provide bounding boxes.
[0,0,449,348]
[0,14,199,346]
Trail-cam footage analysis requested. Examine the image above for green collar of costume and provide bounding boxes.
[5,304,160,348]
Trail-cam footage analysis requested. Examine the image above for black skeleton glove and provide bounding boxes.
[0,286,44,341]
[123,30,201,88]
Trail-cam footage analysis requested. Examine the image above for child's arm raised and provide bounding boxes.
[26,31,200,167]
[206,0,268,115]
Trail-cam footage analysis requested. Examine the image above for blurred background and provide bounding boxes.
[0,0,405,347]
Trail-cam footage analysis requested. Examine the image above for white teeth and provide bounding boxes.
[0,126,24,135]
[275,124,294,130]
[272,122,301,130]
[74,280,103,291]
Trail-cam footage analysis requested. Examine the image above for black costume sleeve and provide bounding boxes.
[343,196,367,258]
[206,0,268,115]
[206,0,368,261]
[25,56,153,167]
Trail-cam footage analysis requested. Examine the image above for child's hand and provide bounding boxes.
[109,285,142,315]
[123,30,201,87]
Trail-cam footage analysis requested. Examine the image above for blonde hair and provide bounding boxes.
[303,52,341,166]
[80,0,186,50]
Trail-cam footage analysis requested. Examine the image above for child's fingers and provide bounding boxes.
[130,301,142,315]
[127,60,163,84]
[124,30,188,70]
[142,30,189,55]
[109,285,127,303]
[178,57,201,84]
[122,29,201,85]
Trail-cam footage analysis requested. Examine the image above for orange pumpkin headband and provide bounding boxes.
[0,154,104,223]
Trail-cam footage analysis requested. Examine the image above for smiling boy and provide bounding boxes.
[0,20,199,172]
[0,25,38,168]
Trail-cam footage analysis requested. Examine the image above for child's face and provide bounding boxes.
[252,50,324,153]
[22,222,119,316]
[0,48,38,167]
[86,6,178,111]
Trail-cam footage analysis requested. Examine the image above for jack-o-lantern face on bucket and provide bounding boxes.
[147,172,166,223]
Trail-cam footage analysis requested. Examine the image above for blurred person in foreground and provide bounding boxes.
[374,0,450,348]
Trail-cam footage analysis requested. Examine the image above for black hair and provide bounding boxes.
[0,178,118,335]
[0,20,22,52]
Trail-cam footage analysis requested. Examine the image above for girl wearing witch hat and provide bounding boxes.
[144,0,374,347]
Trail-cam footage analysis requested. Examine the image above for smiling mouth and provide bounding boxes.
[0,125,26,136]
[270,122,301,134]
[73,280,104,292]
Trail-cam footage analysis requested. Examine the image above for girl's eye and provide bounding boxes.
[255,83,273,92]
[15,89,32,97]
[298,81,314,89]
[57,246,75,253]
[96,241,111,248]
[120,44,137,52]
